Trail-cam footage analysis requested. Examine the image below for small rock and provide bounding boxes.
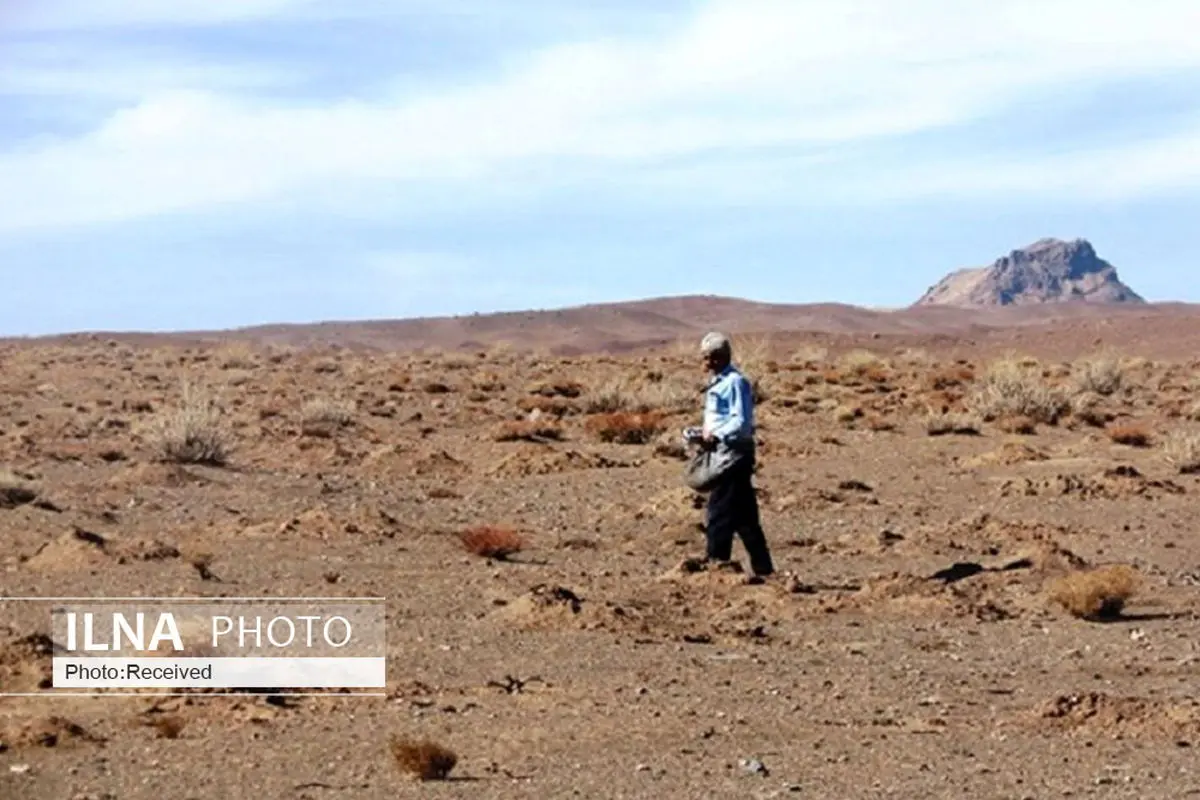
[738,758,769,776]
[10,764,31,775]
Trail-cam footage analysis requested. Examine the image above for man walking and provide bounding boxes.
[696,331,775,580]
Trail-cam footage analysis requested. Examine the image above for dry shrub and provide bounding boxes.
[1070,350,1124,396]
[528,379,584,398]
[735,335,772,374]
[838,349,886,376]
[968,356,1068,424]
[895,347,934,367]
[925,365,975,390]
[460,525,524,559]
[652,431,687,459]
[517,396,576,417]
[788,345,828,368]
[1185,400,1200,422]
[390,736,458,781]
[734,335,775,401]
[300,398,355,436]
[923,412,981,436]
[1107,421,1151,447]
[585,411,665,444]
[493,420,563,442]
[1163,430,1200,474]
[1048,565,1138,620]
[471,372,506,393]
[996,414,1037,435]
[436,352,476,371]
[1070,391,1111,427]
[584,375,695,415]
[149,382,231,466]
[642,374,700,413]
[215,342,259,370]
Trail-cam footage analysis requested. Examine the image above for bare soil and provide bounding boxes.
[3,308,1200,799]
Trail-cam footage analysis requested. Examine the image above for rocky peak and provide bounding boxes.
[915,238,1144,307]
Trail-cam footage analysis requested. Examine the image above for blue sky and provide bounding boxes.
[2,0,1199,336]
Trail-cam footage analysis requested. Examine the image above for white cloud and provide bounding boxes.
[0,56,300,102]
[2,0,1200,232]
[855,122,1200,204]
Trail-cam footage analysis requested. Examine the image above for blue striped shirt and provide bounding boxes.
[703,364,755,444]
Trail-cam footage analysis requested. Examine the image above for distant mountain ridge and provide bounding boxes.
[4,238,1186,355]
[914,238,1144,307]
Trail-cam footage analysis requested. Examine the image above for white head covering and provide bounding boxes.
[700,331,731,356]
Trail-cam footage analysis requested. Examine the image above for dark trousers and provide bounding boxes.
[705,456,774,575]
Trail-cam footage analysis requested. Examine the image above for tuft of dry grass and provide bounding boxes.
[493,420,563,442]
[300,398,355,436]
[459,525,524,560]
[527,379,584,398]
[923,412,981,436]
[584,411,666,444]
[925,365,975,391]
[148,382,231,466]
[1048,565,1139,620]
[1107,421,1152,447]
[733,335,775,401]
[584,375,696,415]
[996,414,1037,435]
[517,396,577,417]
[1069,350,1124,396]
[214,342,259,370]
[838,349,886,377]
[652,431,688,459]
[390,736,458,781]
[1162,430,1200,474]
[787,344,828,369]
[968,356,1068,424]
[1069,391,1111,428]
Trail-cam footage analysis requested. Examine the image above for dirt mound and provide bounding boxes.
[21,528,180,572]
[635,487,704,520]
[106,462,214,488]
[774,484,880,512]
[1030,692,1200,739]
[998,465,1186,500]
[960,440,1050,467]
[409,449,470,477]
[936,515,1089,566]
[0,632,54,693]
[0,715,104,750]
[491,584,658,635]
[811,537,1089,621]
[486,447,639,478]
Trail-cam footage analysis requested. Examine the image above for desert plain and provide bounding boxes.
[2,306,1200,799]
